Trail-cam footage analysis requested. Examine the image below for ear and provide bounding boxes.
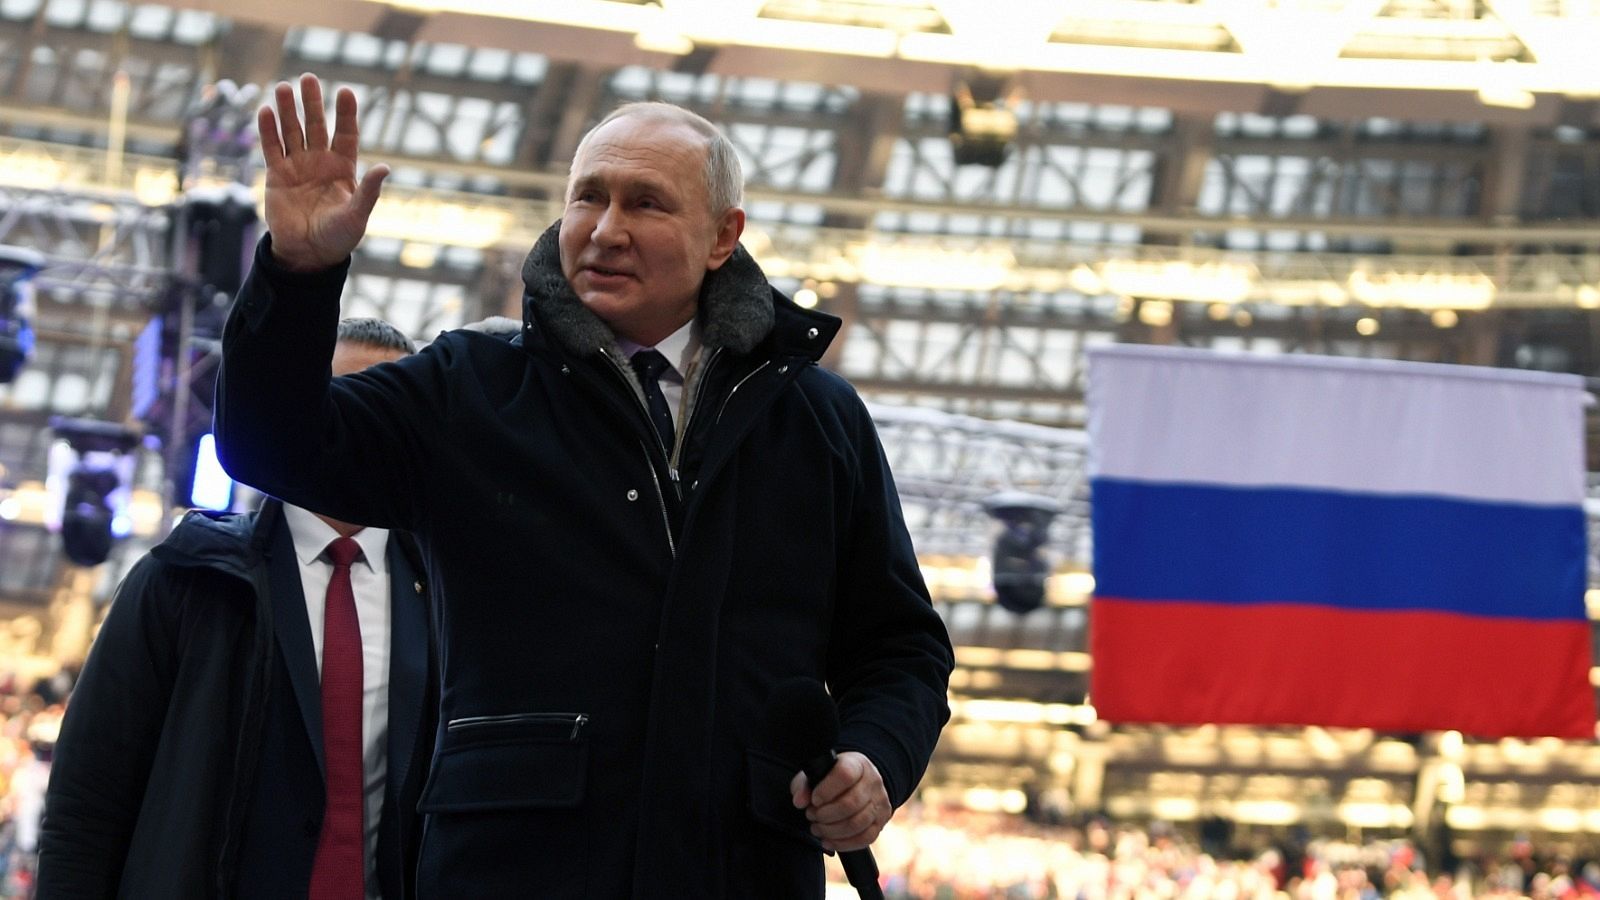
[705,207,745,271]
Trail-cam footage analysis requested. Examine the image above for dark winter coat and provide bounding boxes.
[213,223,954,898]
[35,500,434,899]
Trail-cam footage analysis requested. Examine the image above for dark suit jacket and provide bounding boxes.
[38,501,434,900]
[235,514,431,899]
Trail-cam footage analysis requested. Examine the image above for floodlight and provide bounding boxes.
[46,417,141,567]
[0,246,44,384]
[982,491,1061,614]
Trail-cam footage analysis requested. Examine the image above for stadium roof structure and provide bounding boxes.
[8,0,1600,841]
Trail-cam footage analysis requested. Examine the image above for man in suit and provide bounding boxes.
[36,317,433,900]
[214,75,952,896]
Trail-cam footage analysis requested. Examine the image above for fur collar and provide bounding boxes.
[520,220,775,359]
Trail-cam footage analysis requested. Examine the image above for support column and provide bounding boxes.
[1152,113,1215,220]
[818,93,902,368]
[1070,739,1107,812]
[211,22,289,91]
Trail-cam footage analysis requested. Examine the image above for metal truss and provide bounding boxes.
[873,403,1090,561]
[10,0,1600,820]
[8,4,1600,441]
[876,400,1600,589]
[9,1,1600,523]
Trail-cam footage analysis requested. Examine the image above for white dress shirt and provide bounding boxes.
[283,503,392,900]
[620,318,700,433]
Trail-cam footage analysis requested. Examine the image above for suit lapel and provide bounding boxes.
[268,514,325,777]
[384,537,427,807]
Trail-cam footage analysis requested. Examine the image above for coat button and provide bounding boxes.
[806,327,819,339]
[304,818,320,837]
[560,365,570,375]
[691,480,699,491]
[777,365,789,374]
[627,489,639,501]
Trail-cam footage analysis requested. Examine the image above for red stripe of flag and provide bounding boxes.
[1091,597,1595,738]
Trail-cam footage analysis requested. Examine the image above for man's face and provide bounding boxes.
[332,340,406,377]
[558,114,743,345]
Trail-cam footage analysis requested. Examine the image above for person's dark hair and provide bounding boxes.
[336,317,415,354]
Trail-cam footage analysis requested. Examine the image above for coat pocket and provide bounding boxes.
[415,713,592,895]
[732,749,826,897]
[745,748,823,851]
[419,712,589,812]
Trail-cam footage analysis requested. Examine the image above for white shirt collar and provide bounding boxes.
[620,318,699,380]
[282,503,390,575]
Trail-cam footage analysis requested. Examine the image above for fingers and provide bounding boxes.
[353,164,390,220]
[810,784,889,852]
[801,752,891,852]
[808,752,869,807]
[301,73,329,150]
[789,770,811,809]
[257,104,284,165]
[273,81,305,155]
[332,85,363,159]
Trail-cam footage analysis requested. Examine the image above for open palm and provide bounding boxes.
[257,73,389,273]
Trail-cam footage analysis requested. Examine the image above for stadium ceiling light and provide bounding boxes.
[370,0,1600,94]
[928,0,1062,68]
[1210,0,1390,90]
[1098,259,1254,305]
[1346,269,1497,309]
[365,194,514,249]
[852,240,1014,292]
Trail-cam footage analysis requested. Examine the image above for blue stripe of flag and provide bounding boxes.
[1092,477,1588,621]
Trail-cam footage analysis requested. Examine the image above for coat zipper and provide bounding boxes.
[640,440,677,558]
[670,347,721,475]
[715,359,773,425]
[446,712,590,740]
[593,353,680,557]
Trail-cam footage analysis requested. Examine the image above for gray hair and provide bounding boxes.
[570,102,744,214]
[336,317,415,355]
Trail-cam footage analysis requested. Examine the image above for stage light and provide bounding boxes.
[179,184,258,304]
[949,70,1019,168]
[46,417,140,567]
[188,433,234,512]
[0,246,44,385]
[982,491,1061,614]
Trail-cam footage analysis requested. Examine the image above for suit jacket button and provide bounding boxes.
[304,818,320,837]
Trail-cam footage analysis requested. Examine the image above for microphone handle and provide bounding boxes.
[840,849,884,900]
[801,750,836,785]
[801,750,886,900]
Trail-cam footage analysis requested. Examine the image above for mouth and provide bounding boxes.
[584,264,635,279]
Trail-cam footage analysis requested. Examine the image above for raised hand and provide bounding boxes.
[257,73,389,273]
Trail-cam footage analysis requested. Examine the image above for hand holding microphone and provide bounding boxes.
[763,678,887,900]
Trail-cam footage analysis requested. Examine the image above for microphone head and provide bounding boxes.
[760,677,840,766]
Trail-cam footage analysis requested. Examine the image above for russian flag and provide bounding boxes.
[1087,345,1594,738]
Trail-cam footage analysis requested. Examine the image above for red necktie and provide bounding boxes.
[309,536,365,899]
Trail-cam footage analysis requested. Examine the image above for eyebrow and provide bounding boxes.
[569,171,678,200]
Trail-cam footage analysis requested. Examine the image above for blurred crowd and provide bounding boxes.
[0,671,70,899]
[832,805,1600,900]
[0,670,1595,900]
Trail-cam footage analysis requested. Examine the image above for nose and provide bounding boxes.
[590,201,629,250]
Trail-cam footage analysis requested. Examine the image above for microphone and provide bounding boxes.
[762,678,885,900]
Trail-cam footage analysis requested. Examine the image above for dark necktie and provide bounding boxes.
[310,536,366,900]
[629,349,676,453]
